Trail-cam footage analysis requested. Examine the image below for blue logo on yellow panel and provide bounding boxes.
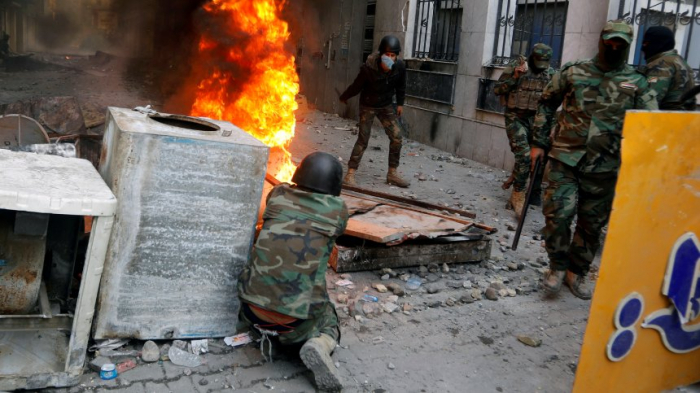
[607,232,700,361]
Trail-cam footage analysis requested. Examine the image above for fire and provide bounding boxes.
[190,0,298,182]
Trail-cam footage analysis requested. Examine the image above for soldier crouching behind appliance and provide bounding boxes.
[238,151,348,391]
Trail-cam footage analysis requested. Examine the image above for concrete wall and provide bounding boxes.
[299,0,614,171]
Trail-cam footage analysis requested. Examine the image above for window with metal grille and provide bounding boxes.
[478,0,568,113]
[411,0,462,62]
[617,0,700,83]
[489,0,569,68]
[362,0,376,62]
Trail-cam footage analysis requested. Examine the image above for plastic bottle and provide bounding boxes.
[362,294,379,302]
[405,276,422,291]
[168,346,203,368]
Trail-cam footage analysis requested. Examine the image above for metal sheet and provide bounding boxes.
[0,114,49,148]
[0,213,46,314]
[94,108,269,340]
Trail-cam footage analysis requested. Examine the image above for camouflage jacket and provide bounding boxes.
[238,183,348,320]
[495,58,555,112]
[533,59,658,173]
[643,50,697,110]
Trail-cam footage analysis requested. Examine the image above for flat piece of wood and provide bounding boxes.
[331,238,492,273]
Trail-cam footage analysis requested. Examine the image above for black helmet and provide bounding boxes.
[379,35,401,55]
[292,152,343,196]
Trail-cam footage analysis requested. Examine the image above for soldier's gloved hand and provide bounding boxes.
[530,147,545,171]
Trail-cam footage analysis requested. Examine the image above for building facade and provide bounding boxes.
[296,0,699,170]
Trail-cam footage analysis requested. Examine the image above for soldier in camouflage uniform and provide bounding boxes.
[641,26,697,110]
[494,43,555,217]
[531,21,658,299]
[238,152,348,391]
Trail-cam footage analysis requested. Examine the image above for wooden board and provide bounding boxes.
[331,236,492,273]
[342,196,472,244]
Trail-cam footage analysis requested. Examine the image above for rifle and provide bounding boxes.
[511,157,542,251]
[679,85,700,106]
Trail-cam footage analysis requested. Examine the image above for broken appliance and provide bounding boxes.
[93,107,269,340]
[0,149,116,391]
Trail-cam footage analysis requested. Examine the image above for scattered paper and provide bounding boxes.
[335,279,354,287]
[224,332,253,347]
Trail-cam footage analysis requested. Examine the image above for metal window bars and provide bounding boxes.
[412,0,463,62]
[617,0,700,82]
[489,0,569,69]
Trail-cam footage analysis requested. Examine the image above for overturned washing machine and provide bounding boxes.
[0,149,116,390]
[93,107,269,340]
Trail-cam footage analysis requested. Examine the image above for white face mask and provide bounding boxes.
[381,54,395,70]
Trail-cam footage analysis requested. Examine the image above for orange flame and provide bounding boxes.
[190,0,298,182]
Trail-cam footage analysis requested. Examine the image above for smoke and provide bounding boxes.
[35,12,83,49]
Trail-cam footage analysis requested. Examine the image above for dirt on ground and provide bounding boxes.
[3,54,599,393]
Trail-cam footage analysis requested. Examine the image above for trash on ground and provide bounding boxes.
[405,276,422,290]
[99,363,117,380]
[189,339,209,354]
[335,279,354,287]
[224,332,254,347]
[517,335,542,347]
[362,294,379,302]
[116,359,137,374]
[89,338,129,352]
[168,346,203,367]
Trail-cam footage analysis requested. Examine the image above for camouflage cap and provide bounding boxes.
[601,20,633,44]
[532,43,553,69]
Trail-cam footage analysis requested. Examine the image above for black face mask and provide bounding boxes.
[642,26,675,61]
[604,47,626,66]
[598,39,629,70]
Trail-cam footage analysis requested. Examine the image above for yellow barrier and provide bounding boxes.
[574,111,700,392]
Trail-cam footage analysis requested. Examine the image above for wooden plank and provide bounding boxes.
[342,191,474,225]
[341,184,477,218]
[331,237,492,273]
[343,203,471,244]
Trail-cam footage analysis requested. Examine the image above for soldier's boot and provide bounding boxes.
[387,167,410,188]
[564,271,593,300]
[343,169,357,187]
[509,189,526,217]
[300,334,343,392]
[542,269,565,294]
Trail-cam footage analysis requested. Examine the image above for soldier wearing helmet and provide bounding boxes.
[238,152,348,391]
[339,35,411,188]
[531,21,658,300]
[494,43,555,217]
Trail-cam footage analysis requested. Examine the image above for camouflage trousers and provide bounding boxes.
[504,109,543,192]
[239,301,340,346]
[542,159,618,275]
[348,105,403,169]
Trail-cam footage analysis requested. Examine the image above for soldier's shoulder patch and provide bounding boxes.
[648,76,659,84]
[619,82,639,91]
